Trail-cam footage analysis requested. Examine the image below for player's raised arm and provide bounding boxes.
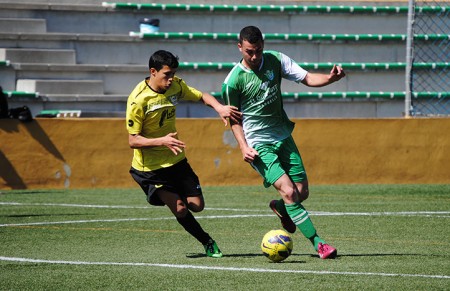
[302,64,346,87]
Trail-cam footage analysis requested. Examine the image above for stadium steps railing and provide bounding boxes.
[6,90,447,101]
[178,62,450,71]
[4,61,447,97]
[4,60,447,96]
[128,31,450,42]
[5,61,449,71]
[205,91,449,100]
[102,2,449,14]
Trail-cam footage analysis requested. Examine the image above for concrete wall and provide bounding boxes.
[1,117,449,190]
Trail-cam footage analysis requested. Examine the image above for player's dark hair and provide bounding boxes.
[239,26,263,44]
[148,50,179,71]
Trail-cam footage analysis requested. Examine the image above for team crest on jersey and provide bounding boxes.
[168,95,179,105]
[264,70,274,81]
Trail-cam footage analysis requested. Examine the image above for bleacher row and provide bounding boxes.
[128,31,449,41]
[102,2,447,14]
[0,1,448,118]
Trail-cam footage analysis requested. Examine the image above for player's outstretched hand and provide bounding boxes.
[161,132,186,155]
[329,64,346,82]
[219,105,242,126]
[242,146,259,163]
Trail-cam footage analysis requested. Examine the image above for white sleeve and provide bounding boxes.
[280,52,308,83]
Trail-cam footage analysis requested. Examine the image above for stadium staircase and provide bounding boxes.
[0,1,448,118]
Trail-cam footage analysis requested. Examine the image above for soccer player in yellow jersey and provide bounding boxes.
[126,50,241,258]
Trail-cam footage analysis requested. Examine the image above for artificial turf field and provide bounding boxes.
[1,184,449,290]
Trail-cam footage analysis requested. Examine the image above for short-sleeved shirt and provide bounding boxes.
[221,51,308,147]
[126,76,203,171]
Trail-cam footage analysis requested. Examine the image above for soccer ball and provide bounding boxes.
[261,229,293,262]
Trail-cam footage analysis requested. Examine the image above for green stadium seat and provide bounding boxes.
[0,60,11,67]
[4,91,39,98]
[37,110,81,118]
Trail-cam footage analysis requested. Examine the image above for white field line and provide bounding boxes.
[1,203,449,280]
[0,202,148,209]
[0,215,272,227]
[1,212,449,228]
[1,202,449,216]
[0,202,262,211]
[0,256,449,280]
[1,201,449,228]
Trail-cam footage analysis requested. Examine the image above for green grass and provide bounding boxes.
[1,185,449,290]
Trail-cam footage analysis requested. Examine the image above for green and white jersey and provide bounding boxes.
[222,51,308,147]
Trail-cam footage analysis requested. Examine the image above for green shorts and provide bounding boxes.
[251,136,307,188]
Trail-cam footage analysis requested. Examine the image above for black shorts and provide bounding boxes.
[129,158,202,206]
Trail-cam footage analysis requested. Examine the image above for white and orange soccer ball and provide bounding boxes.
[261,229,293,262]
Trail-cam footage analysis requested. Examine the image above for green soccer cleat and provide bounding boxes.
[204,239,223,258]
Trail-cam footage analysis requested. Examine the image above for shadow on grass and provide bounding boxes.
[332,253,445,258]
[0,190,66,195]
[186,252,307,263]
[186,252,261,259]
[2,213,87,218]
[187,252,440,260]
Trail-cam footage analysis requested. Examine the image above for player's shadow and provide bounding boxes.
[186,252,307,263]
[0,190,66,195]
[186,252,260,259]
[188,252,442,260]
[303,253,445,259]
[2,213,88,218]
[334,253,444,258]
[1,120,66,189]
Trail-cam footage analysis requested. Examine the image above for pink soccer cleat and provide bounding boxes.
[318,242,337,259]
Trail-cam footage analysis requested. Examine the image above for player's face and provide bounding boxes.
[149,65,176,93]
[238,39,264,71]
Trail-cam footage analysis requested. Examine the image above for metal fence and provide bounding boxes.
[406,0,450,117]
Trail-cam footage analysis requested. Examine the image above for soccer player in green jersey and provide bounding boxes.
[222,26,345,259]
[127,50,241,258]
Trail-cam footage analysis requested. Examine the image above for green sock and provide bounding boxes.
[285,201,325,251]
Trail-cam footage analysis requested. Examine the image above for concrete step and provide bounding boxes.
[0,18,46,33]
[4,62,448,95]
[6,93,126,119]
[1,2,445,35]
[9,2,450,35]
[16,79,104,94]
[0,32,408,64]
[0,2,411,35]
[5,91,407,119]
[0,48,76,64]
[1,62,410,94]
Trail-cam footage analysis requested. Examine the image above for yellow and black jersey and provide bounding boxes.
[126,76,203,171]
